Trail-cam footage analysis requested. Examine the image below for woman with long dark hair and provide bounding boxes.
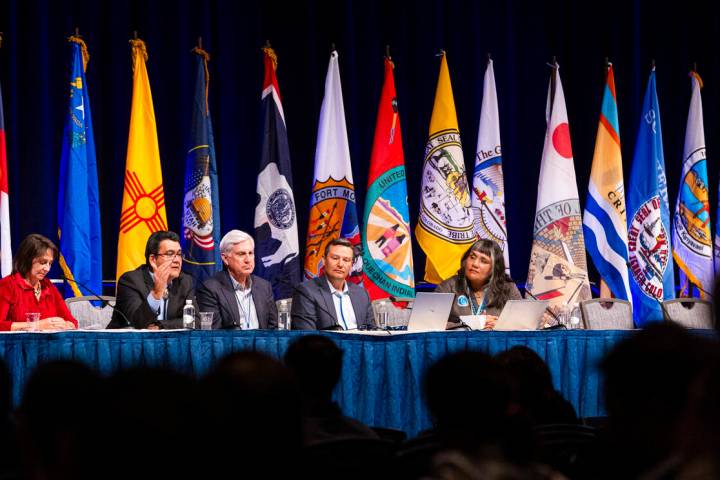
[435,239,521,329]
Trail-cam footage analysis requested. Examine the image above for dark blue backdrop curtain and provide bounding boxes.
[0,0,717,288]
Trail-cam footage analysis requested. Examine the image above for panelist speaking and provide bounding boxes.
[108,231,197,329]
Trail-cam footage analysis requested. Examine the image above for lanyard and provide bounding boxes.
[468,289,486,315]
[334,292,349,330]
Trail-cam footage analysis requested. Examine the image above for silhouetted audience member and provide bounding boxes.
[593,321,713,479]
[17,360,106,480]
[423,351,559,479]
[200,351,302,479]
[495,346,578,425]
[103,367,200,480]
[284,334,379,444]
[0,358,20,478]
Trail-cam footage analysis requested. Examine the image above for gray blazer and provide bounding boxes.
[196,271,277,329]
[435,275,523,328]
[291,276,374,330]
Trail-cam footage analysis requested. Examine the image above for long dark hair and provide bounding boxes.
[456,239,513,310]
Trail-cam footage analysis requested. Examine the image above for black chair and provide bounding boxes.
[371,426,407,445]
[394,432,442,480]
[533,423,598,478]
[302,436,396,480]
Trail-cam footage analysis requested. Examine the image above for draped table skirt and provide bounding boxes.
[0,329,707,436]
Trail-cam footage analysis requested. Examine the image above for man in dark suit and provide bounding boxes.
[291,238,374,330]
[196,230,277,329]
[108,231,196,329]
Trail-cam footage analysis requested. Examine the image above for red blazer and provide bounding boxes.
[0,272,77,330]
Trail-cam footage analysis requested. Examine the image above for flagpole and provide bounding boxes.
[549,56,557,116]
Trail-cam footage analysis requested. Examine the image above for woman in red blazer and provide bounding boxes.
[0,234,77,331]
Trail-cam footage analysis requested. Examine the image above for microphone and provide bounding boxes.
[524,289,563,327]
[61,275,132,329]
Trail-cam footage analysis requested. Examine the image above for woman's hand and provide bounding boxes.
[37,317,75,331]
[482,315,498,330]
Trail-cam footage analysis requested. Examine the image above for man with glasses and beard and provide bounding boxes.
[109,231,197,329]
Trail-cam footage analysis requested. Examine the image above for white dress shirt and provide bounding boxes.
[230,275,258,330]
[327,279,357,330]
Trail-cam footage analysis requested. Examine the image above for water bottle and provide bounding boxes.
[277,299,291,330]
[569,304,582,329]
[376,300,389,330]
[183,300,196,329]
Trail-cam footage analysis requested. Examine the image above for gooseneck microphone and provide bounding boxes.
[524,289,564,327]
[61,275,132,328]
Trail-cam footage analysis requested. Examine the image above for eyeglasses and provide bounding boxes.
[155,250,183,259]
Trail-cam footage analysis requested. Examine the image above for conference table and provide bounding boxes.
[0,329,713,436]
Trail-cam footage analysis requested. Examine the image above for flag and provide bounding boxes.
[361,56,414,301]
[116,39,168,280]
[303,50,361,281]
[254,47,301,299]
[415,52,474,284]
[180,47,221,285]
[57,36,102,297]
[0,63,10,277]
[526,64,591,324]
[471,58,509,272]
[674,72,712,297]
[582,63,631,301]
[627,68,674,325]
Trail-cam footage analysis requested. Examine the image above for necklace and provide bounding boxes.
[467,285,487,315]
[33,282,41,301]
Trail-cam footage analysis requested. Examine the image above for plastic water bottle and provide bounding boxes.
[569,304,582,329]
[277,300,291,330]
[183,300,195,329]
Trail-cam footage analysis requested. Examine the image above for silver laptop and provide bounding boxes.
[494,300,549,330]
[406,292,455,332]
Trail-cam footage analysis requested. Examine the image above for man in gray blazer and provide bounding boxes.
[291,238,374,330]
[196,230,277,329]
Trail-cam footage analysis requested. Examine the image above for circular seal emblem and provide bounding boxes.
[457,295,469,307]
[266,188,295,230]
[627,196,669,300]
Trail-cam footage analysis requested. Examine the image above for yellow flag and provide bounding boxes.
[116,39,168,280]
[415,52,474,284]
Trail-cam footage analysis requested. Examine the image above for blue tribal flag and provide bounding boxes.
[254,47,300,299]
[180,48,222,283]
[58,37,102,298]
[626,69,674,326]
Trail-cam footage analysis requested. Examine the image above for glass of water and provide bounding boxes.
[199,312,214,330]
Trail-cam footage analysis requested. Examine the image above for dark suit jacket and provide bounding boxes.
[108,264,197,329]
[291,276,374,330]
[196,271,277,329]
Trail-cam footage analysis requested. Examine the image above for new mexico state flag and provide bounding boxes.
[415,52,474,284]
[116,39,168,280]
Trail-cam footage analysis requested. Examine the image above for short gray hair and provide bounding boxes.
[219,230,255,254]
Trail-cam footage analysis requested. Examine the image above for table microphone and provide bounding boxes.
[60,275,131,328]
[524,289,563,328]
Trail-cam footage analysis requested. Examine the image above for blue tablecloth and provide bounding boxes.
[0,329,684,436]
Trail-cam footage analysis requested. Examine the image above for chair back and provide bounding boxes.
[662,298,715,329]
[302,437,396,479]
[65,296,116,330]
[580,298,633,329]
